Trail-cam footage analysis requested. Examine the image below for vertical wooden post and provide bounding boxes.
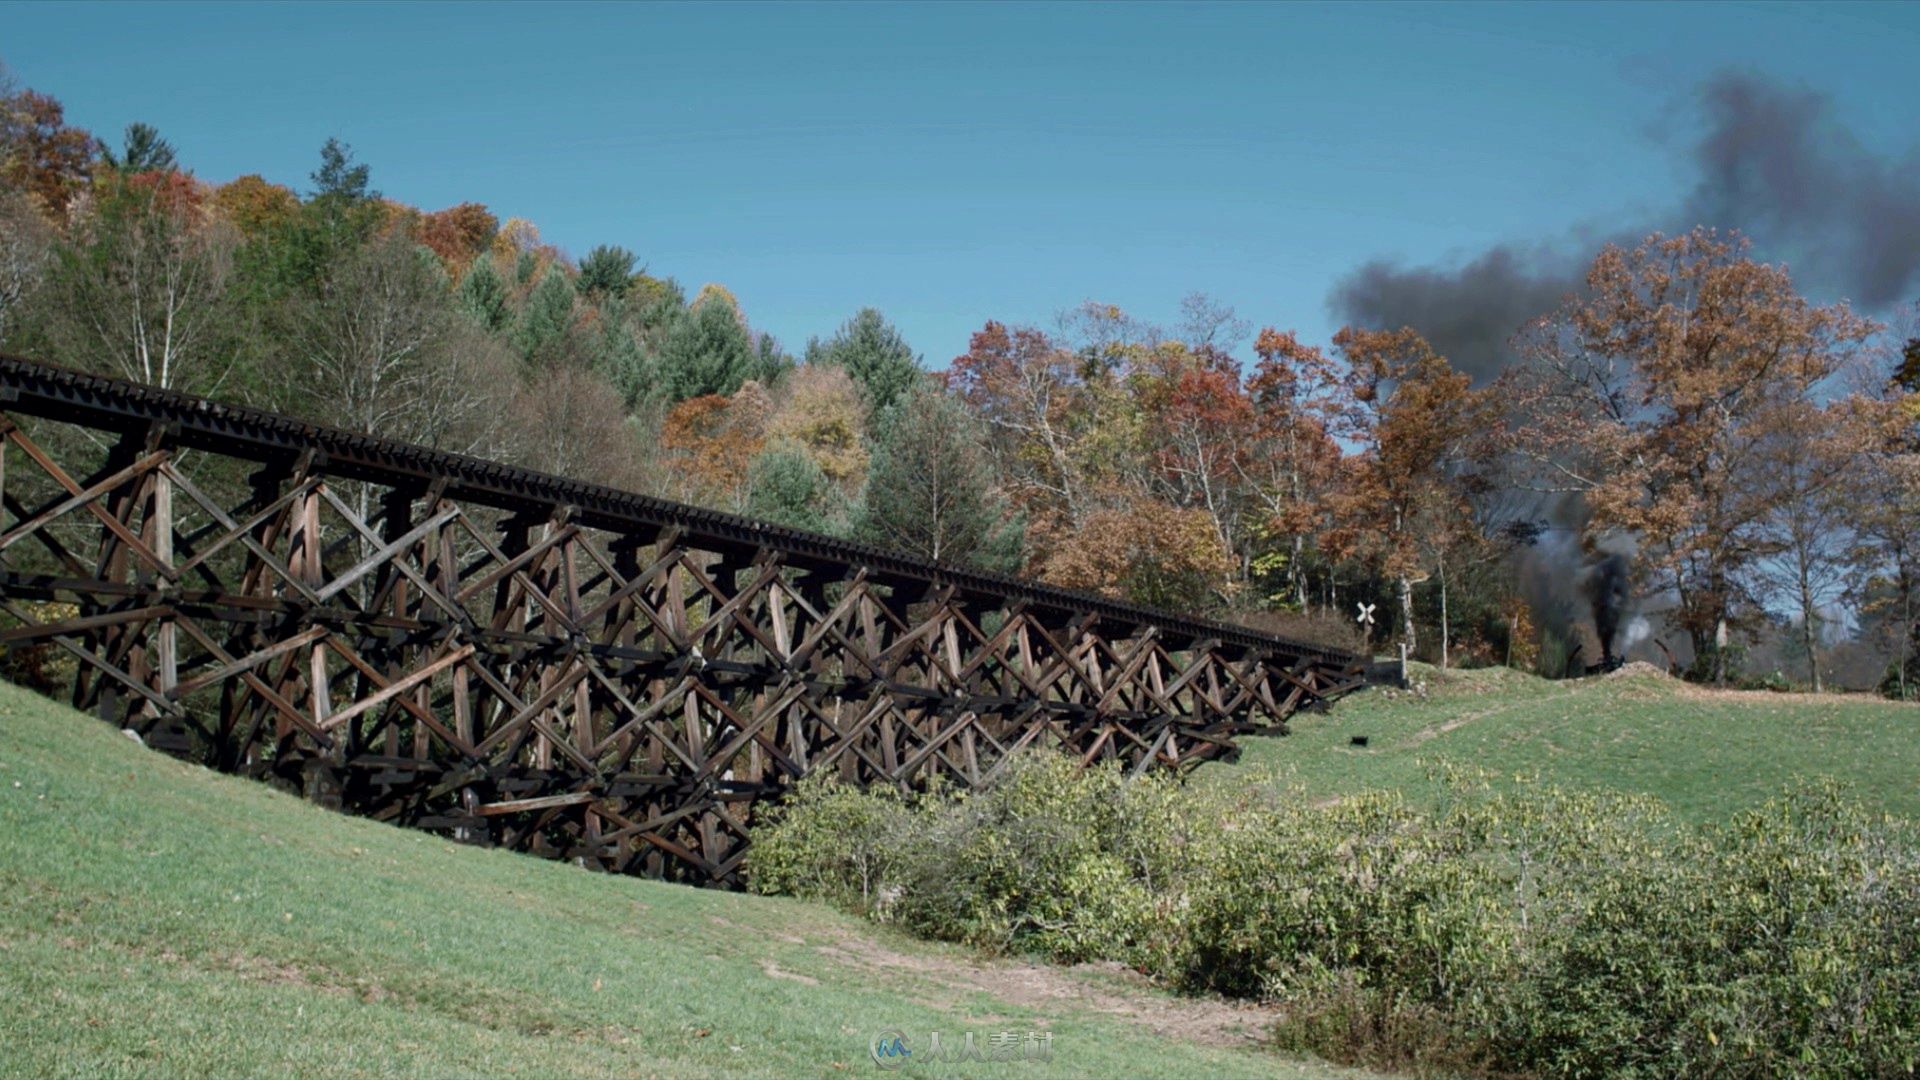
[150,457,177,737]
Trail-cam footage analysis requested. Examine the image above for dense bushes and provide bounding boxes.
[750,756,1920,1077]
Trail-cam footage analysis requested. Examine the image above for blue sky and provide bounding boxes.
[5,1,1918,364]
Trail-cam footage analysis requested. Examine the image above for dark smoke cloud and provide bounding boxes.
[1328,246,1582,385]
[1329,72,1920,383]
[1685,73,1920,310]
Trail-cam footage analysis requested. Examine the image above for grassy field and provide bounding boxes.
[1219,663,1920,821]
[0,677,1377,1080]
[4,666,1912,1078]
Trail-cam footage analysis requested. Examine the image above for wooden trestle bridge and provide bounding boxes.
[0,353,1365,885]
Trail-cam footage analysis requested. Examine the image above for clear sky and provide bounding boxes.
[4,1,1917,364]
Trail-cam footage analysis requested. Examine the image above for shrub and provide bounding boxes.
[749,755,1920,1077]
[746,773,911,913]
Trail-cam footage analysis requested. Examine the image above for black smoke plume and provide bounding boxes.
[1584,546,1632,665]
[1684,73,1920,310]
[1329,72,1920,384]
[1328,245,1583,386]
[1511,496,1643,674]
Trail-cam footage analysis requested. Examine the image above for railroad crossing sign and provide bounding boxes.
[1355,602,1376,630]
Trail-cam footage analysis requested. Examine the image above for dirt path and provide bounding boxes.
[1404,684,1584,747]
[812,929,1281,1048]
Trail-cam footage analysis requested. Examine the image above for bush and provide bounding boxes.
[746,773,912,913]
[749,756,1920,1077]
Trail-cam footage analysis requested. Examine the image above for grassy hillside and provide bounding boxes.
[7,665,1910,1078]
[1222,664,1920,821]
[0,678,1379,1080]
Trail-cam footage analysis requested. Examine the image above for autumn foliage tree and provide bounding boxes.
[764,363,872,497]
[1243,329,1347,610]
[1134,343,1257,576]
[1319,327,1488,656]
[211,174,299,238]
[0,85,95,216]
[1850,336,1920,697]
[659,384,770,509]
[949,320,1094,525]
[1511,229,1877,682]
[418,202,498,270]
[1038,499,1236,612]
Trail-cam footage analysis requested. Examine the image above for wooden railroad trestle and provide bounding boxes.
[0,353,1365,885]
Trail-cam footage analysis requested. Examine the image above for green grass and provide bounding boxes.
[12,665,1907,1078]
[0,678,1376,1080]
[1219,664,1920,821]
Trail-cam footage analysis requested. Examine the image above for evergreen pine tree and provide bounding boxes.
[310,137,373,201]
[746,448,838,534]
[657,294,756,401]
[576,244,638,299]
[516,265,576,362]
[591,297,655,408]
[101,122,177,174]
[754,331,794,387]
[857,385,1022,571]
[456,257,510,332]
[806,307,923,413]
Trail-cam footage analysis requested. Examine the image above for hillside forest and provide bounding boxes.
[2,70,1916,695]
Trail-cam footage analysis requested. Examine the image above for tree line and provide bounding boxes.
[2,71,1915,693]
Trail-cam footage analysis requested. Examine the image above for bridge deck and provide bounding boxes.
[0,353,1364,885]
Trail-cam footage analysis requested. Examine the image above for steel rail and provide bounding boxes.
[0,352,1358,662]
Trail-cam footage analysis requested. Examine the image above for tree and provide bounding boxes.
[211,174,299,238]
[1753,399,1876,690]
[576,244,637,299]
[516,264,578,363]
[1511,229,1877,682]
[418,202,498,268]
[857,384,1020,571]
[657,291,758,401]
[310,137,373,201]
[282,233,504,451]
[1243,328,1348,611]
[1849,347,1920,698]
[753,330,793,386]
[0,86,96,216]
[746,448,838,534]
[234,142,384,300]
[589,299,655,410]
[455,256,510,332]
[765,363,870,495]
[505,364,643,489]
[100,122,177,174]
[659,385,770,509]
[0,190,52,345]
[949,320,1090,525]
[34,170,239,393]
[1323,326,1488,658]
[1135,342,1257,587]
[806,307,922,412]
[1039,498,1234,612]
[1175,291,1250,353]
